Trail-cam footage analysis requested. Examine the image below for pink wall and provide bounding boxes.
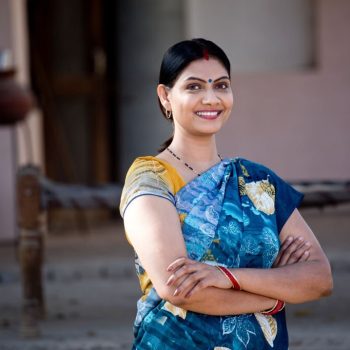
[218,0,350,180]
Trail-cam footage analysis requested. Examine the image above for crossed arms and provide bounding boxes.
[123,196,333,316]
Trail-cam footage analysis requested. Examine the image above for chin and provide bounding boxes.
[194,124,224,136]
[198,118,226,132]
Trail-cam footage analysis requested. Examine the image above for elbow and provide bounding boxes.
[321,283,333,298]
[289,261,333,304]
[319,265,333,298]
[315,261,334,299]
[167,295,188,308]
[156,285,188,307]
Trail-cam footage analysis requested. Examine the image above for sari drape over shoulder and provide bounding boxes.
[120,156,303,350]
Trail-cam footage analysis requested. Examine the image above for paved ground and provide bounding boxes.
[0,206,349,350]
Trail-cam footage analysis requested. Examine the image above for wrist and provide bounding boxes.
[261,299,286,315]
[216,266,242,290]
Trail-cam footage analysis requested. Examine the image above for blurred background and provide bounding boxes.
[0,0,349,349]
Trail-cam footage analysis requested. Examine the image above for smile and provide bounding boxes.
[195,110,222,120]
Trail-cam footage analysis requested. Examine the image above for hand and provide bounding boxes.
[273,236,311,267]
[166,257,232,298]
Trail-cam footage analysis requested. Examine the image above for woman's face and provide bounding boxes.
[161,58,234,137]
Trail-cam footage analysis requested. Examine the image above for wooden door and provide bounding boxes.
[27,0,111,184]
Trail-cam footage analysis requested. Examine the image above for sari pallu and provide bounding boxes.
[120,157,304,350]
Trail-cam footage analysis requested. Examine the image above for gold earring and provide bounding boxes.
[166,110,173,119]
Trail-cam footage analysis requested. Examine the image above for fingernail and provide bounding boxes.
[287,236,292,241]
[167,266,173,272]
[305,242,311,247]
[304,251,309,255]
[298,237,304,241]
[173,289,179,296]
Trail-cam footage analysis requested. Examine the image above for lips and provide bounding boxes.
[195,110,222,120]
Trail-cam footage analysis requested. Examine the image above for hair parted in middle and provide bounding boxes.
[157,38,231,152]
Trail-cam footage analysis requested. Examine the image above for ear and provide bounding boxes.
[157,84,172,111]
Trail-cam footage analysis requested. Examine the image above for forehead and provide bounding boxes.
[177,58,228,82]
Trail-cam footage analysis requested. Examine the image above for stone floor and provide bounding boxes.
[0,206,349,350]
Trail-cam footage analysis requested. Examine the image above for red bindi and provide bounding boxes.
[203,49,209,60]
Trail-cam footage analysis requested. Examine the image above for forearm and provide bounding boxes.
[232,259,332,304]
[168,286,276,316]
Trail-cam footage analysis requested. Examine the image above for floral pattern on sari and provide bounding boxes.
[120,157,304,350]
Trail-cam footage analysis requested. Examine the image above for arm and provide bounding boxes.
[170,288,276,316]
[168,209,333,304]
[232,209,333,303]
[123,195,276,315]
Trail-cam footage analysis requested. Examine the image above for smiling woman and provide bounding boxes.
[119,39,332,350]
[157,57,233,143]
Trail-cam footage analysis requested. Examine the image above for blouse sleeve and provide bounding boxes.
[268,168,304,233]
[119,158,175,218]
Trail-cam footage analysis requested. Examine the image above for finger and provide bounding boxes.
[173,271,205,297]
[273,252,282,267]
[278,238,304,266]
[185,279,209,298]
[296,248,310,262]
[276,236,295,256]
[183,265,228,296]
[184,265,231,297]
[166,262,199,286]
[170,274,188,291]
[278,237,305,266]
[167,257,188,272]
[286,242,312,264]
[280,236,294,251]
[297,250,310,263]
[273,236,294,267]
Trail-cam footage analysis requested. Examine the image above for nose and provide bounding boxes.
[202,88,220,105]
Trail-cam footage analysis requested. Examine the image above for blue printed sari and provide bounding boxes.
[120,157,304,350]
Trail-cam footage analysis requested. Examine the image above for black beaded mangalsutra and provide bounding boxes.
[166,147,223,177]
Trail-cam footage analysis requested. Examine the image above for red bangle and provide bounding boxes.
[261,300,285,315]
[216,266,242,290]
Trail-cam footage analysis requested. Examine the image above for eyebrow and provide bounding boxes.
[184,76,230,83]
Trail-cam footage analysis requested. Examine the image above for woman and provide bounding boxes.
[119,38,333,350]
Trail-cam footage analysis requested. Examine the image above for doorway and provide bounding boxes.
[27,0,119,185]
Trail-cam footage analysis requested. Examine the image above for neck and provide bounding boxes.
[169,131,220,165]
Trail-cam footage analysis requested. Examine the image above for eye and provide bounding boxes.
[215,82,230,90]
[186,83,202,91]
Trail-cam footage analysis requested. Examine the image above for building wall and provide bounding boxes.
[0,0,12,52]
[0,0,43,242]
[185,0,350,180]
[116,0,184,179]
[185,0,315,72]
[0,0,44,168]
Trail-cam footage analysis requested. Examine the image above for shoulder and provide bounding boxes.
[123,156,173,190]
[120,156,176,217]
[127,156,169,177]
[237,157,304,214]
[235,157,276,181]
[125,156,185,193]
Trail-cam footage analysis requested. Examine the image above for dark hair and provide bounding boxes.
[158,38,231,152]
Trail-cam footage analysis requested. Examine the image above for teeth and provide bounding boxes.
[196,111,220,116]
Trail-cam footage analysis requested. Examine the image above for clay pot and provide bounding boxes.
[0,69,34,125]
